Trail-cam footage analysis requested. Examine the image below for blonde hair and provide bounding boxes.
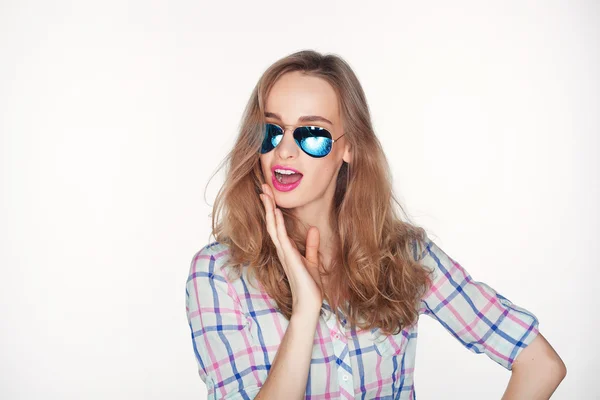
[206,49,433,336]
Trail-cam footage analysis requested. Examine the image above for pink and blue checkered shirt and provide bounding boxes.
[185,235,539,399]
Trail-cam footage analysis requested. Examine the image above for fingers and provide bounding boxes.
[273,206,295,254]
[261,183,276,210]
[260,184,295,257]
[304,226,320,267]
[260,185,280,249]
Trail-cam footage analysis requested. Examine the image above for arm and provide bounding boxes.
[255,312,320,400]
[418,235,541,370]
[186,244,321,399]
[186,246,267,399]
[418,235,566,396]
[501,333,567,400]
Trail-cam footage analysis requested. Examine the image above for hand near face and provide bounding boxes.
[259,183,324,317]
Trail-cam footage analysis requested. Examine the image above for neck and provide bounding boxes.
[291,197,337,269]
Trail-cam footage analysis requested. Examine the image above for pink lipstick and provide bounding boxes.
[272,173,302,192]
[271,165,303,192]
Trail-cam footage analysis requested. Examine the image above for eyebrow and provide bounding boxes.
[264,111,333,126]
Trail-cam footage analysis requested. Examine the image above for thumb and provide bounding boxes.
[305,226,320,267]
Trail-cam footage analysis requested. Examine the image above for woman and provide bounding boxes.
[185,50,566,399]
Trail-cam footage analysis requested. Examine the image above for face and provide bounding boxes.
[259,70,351,212]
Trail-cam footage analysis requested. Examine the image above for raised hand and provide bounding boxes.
[259,183,324,317]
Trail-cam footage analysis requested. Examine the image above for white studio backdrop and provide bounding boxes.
[1,1,597,399]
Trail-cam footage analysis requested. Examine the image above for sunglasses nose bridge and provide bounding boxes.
[281,125,300,136]
[275,126,301,157]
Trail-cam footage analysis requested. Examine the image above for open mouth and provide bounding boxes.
[274,171,303,185]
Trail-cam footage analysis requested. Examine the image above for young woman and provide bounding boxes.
[185,50,566,399]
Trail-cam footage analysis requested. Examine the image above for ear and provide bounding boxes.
[342,141,352,164]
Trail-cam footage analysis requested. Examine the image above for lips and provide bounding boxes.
[271,173,303,192]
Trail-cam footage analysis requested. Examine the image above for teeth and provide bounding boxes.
[275,169,297,175]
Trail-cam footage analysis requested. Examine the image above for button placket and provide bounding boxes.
[323,314,354,390]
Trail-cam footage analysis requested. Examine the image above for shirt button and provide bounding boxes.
[334,333,340,339]
[342,374,349,381]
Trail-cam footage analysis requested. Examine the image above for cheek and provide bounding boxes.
[305,162,336,184]
[259,155,272,178]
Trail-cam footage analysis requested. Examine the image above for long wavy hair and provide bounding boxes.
[206,49,434,336]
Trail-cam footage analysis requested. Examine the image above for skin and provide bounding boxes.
[258,71,567,398]
[502,332,567,399]
[256,71,349,397]
[259,70,352,272]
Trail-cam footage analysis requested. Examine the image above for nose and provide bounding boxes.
[275,127,299,159]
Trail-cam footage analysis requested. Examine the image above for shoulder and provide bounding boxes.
[188,241,233,279]
[192,241,232,263]
[412,233,455,285]
[410,232,435,263]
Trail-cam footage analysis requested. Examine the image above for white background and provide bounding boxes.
[1,1,597,399]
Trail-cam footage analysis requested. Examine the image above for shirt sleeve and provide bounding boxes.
[185,244,266,399]
[417,234,540,370]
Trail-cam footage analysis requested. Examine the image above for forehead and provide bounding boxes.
[265,71,339,125]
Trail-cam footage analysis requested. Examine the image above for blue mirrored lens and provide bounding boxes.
[297,126,332,158]
[260,124,283,154]
[260,123,333,158]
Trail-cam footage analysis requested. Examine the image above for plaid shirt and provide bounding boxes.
[185,235,539,399]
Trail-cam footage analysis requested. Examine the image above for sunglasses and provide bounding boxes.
[259,123,346,158]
